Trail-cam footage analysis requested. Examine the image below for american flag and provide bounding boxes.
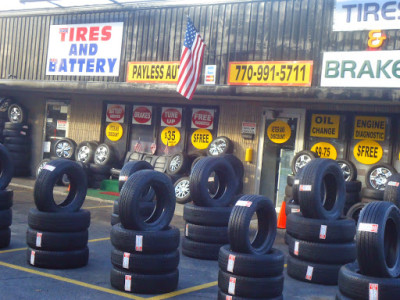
[176,17,206,100]
[134,139,143,152]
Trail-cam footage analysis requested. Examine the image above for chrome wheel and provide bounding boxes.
[37,161,48,177]
[94,145,108,164]
[56,142,72,158]
[369,167,393,191]
[294,154,312,173]
[77,145,90,162]
[169,155,182,172]
[338,162,352,182]
[175,179,190,199]
[9,106,22,123]
[208,139,227,156]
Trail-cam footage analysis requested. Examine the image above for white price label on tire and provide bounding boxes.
[319,225,327,240]
[227,254,235,272]
[36,232,42,247]
[294,241,300,256]
[135,235,143,252]
[235,200,252,207]
[305,266,313,280]
[30,251,35,265]
[228,277,236,295]
[369,283,378,300]
[358,223,379,233]
[124,275,132,291]
[123,252,130,269]
[299,185,312,192]
[43,165,56,172]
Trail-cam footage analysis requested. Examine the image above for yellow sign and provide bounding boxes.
[310,114,340,138]
[354,116,386,141]
[227,61,313,86]
[353,140,383,165]
[368,30,386,48]
[191,129,213,150]
[267,120,291,144]
[126,62,180,83]
[105,122,123,141]
[311,142,337,160]
[161,127,180,147]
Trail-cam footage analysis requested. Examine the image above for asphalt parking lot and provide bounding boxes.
[0,179,339,300]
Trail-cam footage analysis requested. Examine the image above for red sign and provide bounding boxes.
[161,107,182,127]
[132,106,152,125]
[106,104,125,123]
[192,110,214,129]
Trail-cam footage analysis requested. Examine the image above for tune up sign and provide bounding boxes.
[46,22,123,76]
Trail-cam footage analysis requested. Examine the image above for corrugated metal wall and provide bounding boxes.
[2,0,397,85]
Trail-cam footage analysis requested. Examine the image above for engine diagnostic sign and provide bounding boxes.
[228,61,313,86]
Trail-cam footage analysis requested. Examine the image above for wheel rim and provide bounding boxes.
[338,162,352,181]
[294,154,312,172]
[169,155,182,172]
[10,106,22,122]
[209,139,227,156]
[55,142,72,158]
[78,145,90,162]
[175,179,190,199]
[37,161,48,176]
[369,167,393,190]
[95,145,108,164]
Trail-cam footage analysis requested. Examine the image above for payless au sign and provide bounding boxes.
[46,23,123,76]
[126,62,180,83]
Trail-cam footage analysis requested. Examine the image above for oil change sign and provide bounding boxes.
[354,116,386,141]
[333,0,400,31]
[126,62,180,83]
[353,139,383,164]
[192,129,213,150]
[310,114,340,139]
[46,22,123,76]
[321,51,400,88]
[228,61,313,86]
[311,142,338,160]
[191,108,214,129]
[267,120,291,144]
[161,107,182,128]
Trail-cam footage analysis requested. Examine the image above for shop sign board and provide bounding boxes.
[321,51,400,88]
[227,61,313,86]
[46,22,123,76]
[204,65,216,85]
[310,114,340,139]
[126,62,180,83]
[106,104,125,123]
[353,139,383,164]
[191,109,214,129]
[242,122,256,135]
[354,116,386,141]
[132,106,152,125]
[161,107,182,127]
[192,129,213,150]
[161,127,180,147]
[333,0,400,31]
[106,122,123,141]
[267,120,291,144]
[56,120,67,131]
[311,142,338,160]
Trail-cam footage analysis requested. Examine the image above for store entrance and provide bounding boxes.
[257,109,305,211]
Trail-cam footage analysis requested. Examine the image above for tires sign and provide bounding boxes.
[161,107,182,127]
[191,108,214,129]
[132,106,152,125]
[106,104,125,123]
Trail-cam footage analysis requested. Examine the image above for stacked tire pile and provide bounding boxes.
[0,144,14,249]
[337,201,400,299]
[336,160,361,216]
[27,159,90,269]
[182,156,240,260]
[218,195,284,299]
[110,169,179,294]
[287,159,356,285]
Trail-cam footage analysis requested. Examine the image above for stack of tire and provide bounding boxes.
[218,195,284,299]
[74,140,98,182]
[168,152,192,203]
[287,158,356,285]
[337,201,400,299]
[182,156,241,260]
[110,169,179,294]
[0,98,13,143]
[27,159,90,269]
[89,143,117,189]
[336,159,361,215]
[0,144,14,249]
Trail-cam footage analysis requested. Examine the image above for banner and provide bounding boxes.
[106,104,125,123]
[310,114,340,138]
[161,107,182,128]
[46,22,123,76]
[132,106,152,125]
[354,116,386,141]
[191,108,214,129]
[126,62,180,83]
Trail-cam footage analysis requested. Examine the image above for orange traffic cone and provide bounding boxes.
[67,185,70,192]
[277,201,287,229]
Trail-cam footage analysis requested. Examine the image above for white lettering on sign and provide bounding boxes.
[242,122,256,135]
[161,107,182,127]
[191,108,214,129]
[132,105,152,125]
[106,104,125,123]
[358,223,379,233]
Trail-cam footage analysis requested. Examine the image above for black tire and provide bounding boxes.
[285,199,300,216]
[153,155,169,173]
[291,150,318,174]
[228,195,276,255]
[361,187,384,200]
[75,141,98,164]
[110,266,178,294]
[34,159,87,213]
[345,180,362,193]
[218,245,284,277]
[217,290,283,300]
[174,176,191,204]
[366,163,397,191]
[185,223,228,244]
[291,167,304,204]
[345,192,360,206]
[207,136,233,156]
[167,152,190,175]
[89,163,111,175]
[181,237,223,260]
[338,262,400,300]
[26,228,88,251]
[384,173,400,208]
[3,129,28,137]
[286,213,356,243]
[4,122,29,130]
[53,138,77,160]
[191,156,205,171]
[0,209,12,229]
[287,255,341,285]
[110,224,180,254]
[0,143,13,189]
[111,213,120,226]
[4,136,27,144]
[119,170,175,231]
[118,161,153,191]
[218,269,283,299]
[27,247,89,269]
[94,143,116,166]
[190,156,237,207]
[111,249,179,274]
[28,208,90,232]
[183,203,232,226]
[223,154,244,193]
[346,202,366,223]
[0,189,13,210]
[336,159,357,182]
[356,201,400,278]
[8,103,25,123]
[286,233,356,264]
[287,174,295,186]
[298,159,345,220]
[285,185,293,198]
[0,228,11,249]
[335,290,355,300]
[6,143,29,152]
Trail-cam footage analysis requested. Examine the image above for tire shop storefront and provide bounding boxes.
[1,0,400,208]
